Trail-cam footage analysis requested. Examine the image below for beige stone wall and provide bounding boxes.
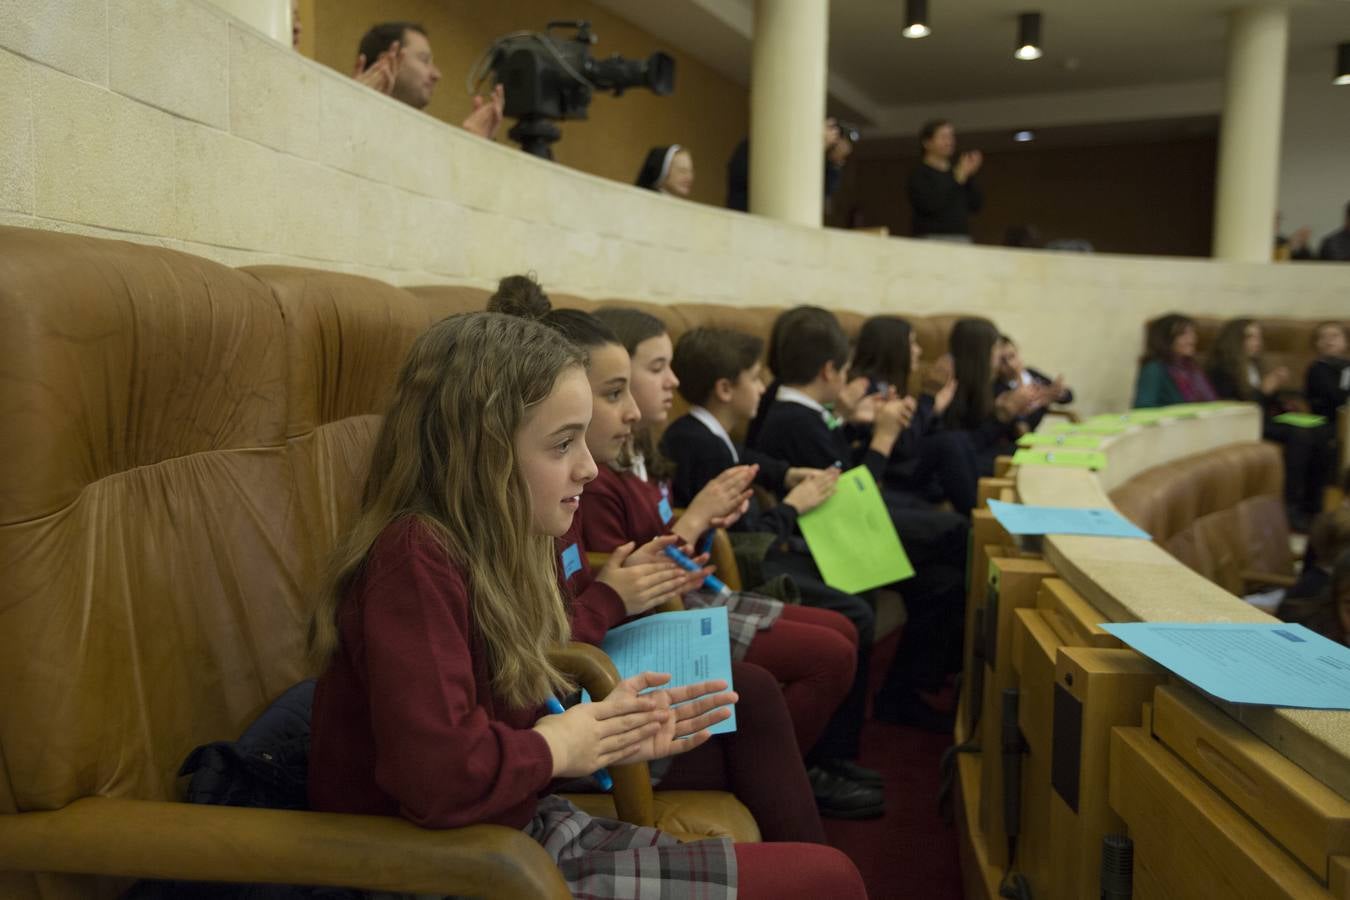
[2,0,1346,416]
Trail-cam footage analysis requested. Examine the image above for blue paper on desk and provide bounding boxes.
[987,499,1151,540]
[601,607,737,734]
[1100,622,1350,710]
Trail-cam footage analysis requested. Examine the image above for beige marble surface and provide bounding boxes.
[1014,405,1350,800]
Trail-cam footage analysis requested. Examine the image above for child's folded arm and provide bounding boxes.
[568,579,629,644]
[359,529,555,829]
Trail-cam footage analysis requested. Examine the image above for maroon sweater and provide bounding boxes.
[308,518,555,830]
[557,514,628,645]
[581,464,672,553]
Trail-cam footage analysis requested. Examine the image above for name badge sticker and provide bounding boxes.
[561,543,582,580]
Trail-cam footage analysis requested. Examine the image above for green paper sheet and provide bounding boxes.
[1017,432,1104,449]
[1048,419,1131,435]
[1272,412,1327,428]
[1125,409,1173,424]
[1011,448,1108,470]
[1155,404,1202,419]
[797,466,914,593]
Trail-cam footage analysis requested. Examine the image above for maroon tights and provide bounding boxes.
[736,842,868,899]
[741,604,858,753]
[660,661,824,843]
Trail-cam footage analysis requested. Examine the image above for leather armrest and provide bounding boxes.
[0,797,569,898]
[708,528,743,592]
[549,643,657,828]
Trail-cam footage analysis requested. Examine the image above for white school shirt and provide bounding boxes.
[776,386,832,426]
[689,406,739,463]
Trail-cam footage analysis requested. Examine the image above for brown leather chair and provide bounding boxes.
[0,230,752,900]
[1109,441,1295,592]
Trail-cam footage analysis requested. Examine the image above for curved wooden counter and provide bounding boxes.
[1013,404,1350,801]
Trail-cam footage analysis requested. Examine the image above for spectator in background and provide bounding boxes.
[1133,314,1217,409]
[908,119,982,242]
[1207,318,1333,531]
[725,118,852,213]
[1318,201,1350,261]
[995,335,1072,434]
[1306,321,1350,420]
[636,145,695,197]
[1274,212,1313,261]
[1278,506,1350,646]
[352,22,505,140]
[1278,549,1350,647]
[942,318,1045,475]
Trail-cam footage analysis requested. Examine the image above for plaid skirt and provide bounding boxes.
[375,794,738,899]
[682,589,784,661]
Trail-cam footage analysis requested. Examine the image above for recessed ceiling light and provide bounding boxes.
[1015,12,1043,61]
[903,0,931,39]
[1336,43,1350,85]
[1013,130,1035,142]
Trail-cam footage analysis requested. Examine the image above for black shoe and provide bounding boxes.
[873,692,956,734]
[819,758,883,788]
[807,766,885,819]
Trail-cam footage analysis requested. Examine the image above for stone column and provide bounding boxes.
[1212,5,1289,262]
[749,0,830,227]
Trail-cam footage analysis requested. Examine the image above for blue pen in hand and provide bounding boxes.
[664,545,732,599]
[544,695,614,791]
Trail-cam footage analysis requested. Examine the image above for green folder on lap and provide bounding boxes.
[797,466,914,593]
[1011,448,1108,470]
[1272,412,1327,428]
[1017,432,1103,449]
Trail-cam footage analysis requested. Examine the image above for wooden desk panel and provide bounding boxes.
[1110,726,1332,900]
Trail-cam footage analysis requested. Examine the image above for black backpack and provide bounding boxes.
[125,681,361,900]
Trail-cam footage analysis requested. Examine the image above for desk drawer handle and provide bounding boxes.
[1195,736,1260,801]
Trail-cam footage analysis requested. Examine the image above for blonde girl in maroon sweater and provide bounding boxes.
[307,312,866,898]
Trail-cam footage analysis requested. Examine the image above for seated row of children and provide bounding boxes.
[302,283,1060,896]
[1135,315,1348,530]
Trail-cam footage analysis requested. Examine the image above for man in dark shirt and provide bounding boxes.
[907,119,983,240]
[1317,201,1350,261]
[726,118,852,212]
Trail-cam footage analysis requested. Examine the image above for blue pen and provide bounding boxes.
[665,545,732,599]
[544,695,614,791]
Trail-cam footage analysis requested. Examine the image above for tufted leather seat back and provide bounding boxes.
[0,229,306,827]
[1109,440,1291,589]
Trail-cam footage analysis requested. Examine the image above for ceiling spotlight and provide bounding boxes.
[903,0,931,39]
[1013,130,1035,142]
[1336,42,1350,86]
[1015,12,1043,61]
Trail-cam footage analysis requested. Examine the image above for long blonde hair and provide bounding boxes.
[307,312,585,709]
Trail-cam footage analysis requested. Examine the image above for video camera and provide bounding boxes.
[475,21,676,158]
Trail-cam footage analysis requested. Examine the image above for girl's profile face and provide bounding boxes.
[997,341,1022,382]
[583,343,641,466]
[515,366,597,537]
[1243,323,1263,358]
[1171,326,1197,359]
[629,332,679,424]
